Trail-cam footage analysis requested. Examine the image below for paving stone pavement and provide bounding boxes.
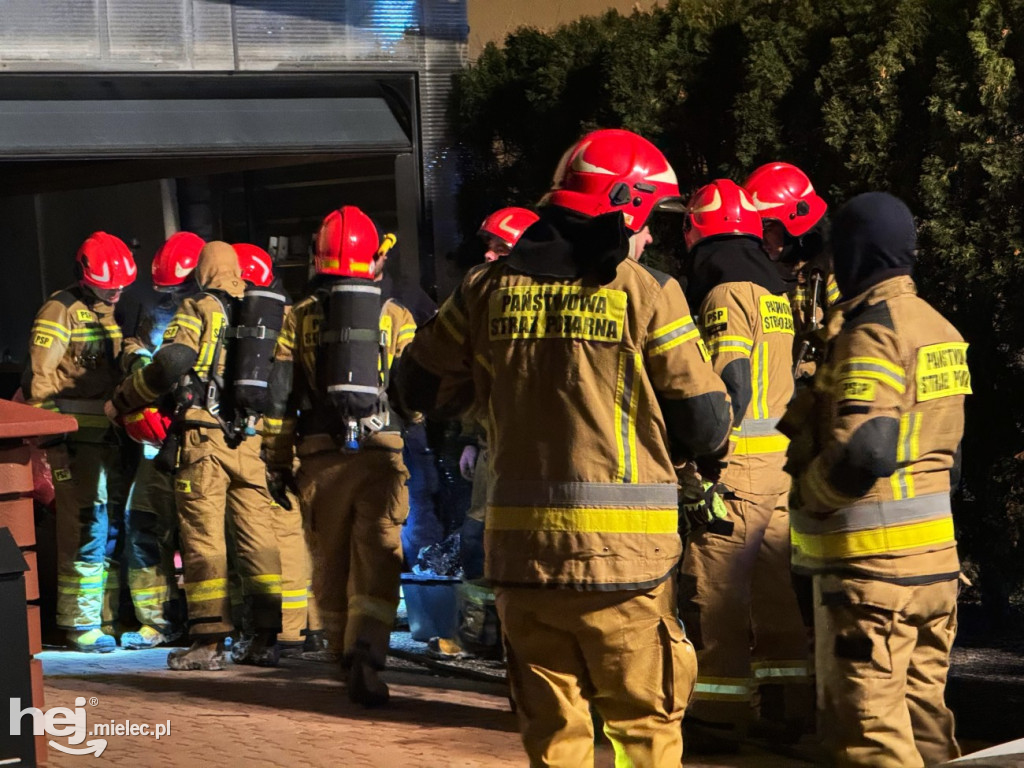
[37,648,801,768]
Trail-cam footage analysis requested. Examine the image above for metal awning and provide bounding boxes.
[0,96,411,159]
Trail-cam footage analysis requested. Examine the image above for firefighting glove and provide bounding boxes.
[679,480,728,539]
[266,468,299,511]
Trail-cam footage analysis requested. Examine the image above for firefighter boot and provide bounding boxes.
[231,630,280,667]
[348,644,389,708]
[121,625,168,650]
[67,629,117,653]
[167,640,227,671]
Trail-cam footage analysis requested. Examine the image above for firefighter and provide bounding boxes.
[106,241,283,671]
[781,192,967,767]
[263,207,415,707]
[24,232,137,652]
[396,128,733,765]
[743,162,838,375]
[678,179,810,749]
[232,243,323,657]
[119,232,204,649]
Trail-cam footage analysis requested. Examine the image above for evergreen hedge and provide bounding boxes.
[449,0,1024,614]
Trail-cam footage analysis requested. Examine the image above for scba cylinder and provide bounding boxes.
[322,279,382,425]
[232,287,287,415]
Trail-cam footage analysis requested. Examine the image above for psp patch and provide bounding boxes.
[53,468,72,482]
[33,333,54,348]
[175,479,192,494]
[703,307,728,336]
[839,378,876,402]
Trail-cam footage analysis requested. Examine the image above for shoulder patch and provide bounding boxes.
[638,263,672,288]
[845,300,894,331]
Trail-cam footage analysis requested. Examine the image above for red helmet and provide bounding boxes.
[542,129,684,233]
[152,232,204,288]
[684,179,763,250]
[742,162,828,237]
[76,232,137,290]
[122,406,171,448]
[478,207,539,248]
[315,206,379,278]
[233,243,275,287]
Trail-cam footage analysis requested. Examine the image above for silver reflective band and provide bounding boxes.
[736,416,782,436]
[326,384,380,395]
[490,481,679,507]
[648,320,697,348]
[330,285,381,296]
[235,379,269,388]
[752,667,811,680]
[245,290,286,301]
[694,683,750,696]
[791,493,952,535]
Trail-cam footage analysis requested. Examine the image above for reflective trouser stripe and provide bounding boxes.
[185,578,229,602]
[349,594,396,625]
[282,589,308,610]
[130,586,169,608]
[693,677,753,701]
[751,662,813,682]
[243,574,283,595]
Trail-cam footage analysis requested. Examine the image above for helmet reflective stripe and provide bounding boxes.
[571,143,617,175]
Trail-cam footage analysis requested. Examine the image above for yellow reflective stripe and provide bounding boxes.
[171,314,203,335]
[70,414,111,429]
[648,316,700,355]
[244,574,283,595]
[349,594,397,625]
[474,353,494,377]
[827,279,841,304]
[840,357,907,394]
[439,300,467,345]
[708,335,753,357]
[891,413,919,500]
[759,345,769,416]
[278,327,295,351]
[613,352,640,483]
[33,319,71,341]
[730,433,790,456]
[70,327,122,338]
[397,324,416,341]
[131,368,159,403]
[185,578,229,602]
[487,506,678,534]
[58,574,104,592]
[791,516,955,560]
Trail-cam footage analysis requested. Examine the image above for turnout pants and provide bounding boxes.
[814,575,960,768]
[174,427,282,639]
[497,579,696,768]
[271,494,313,644]
[125,455,183,632]
[51,440,131,631]
[679,491,810,730]
[296,445,408,666]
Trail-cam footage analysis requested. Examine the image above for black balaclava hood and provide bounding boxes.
[831,192,916,299]
[684,236,789,309]
[506,206,630,285]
